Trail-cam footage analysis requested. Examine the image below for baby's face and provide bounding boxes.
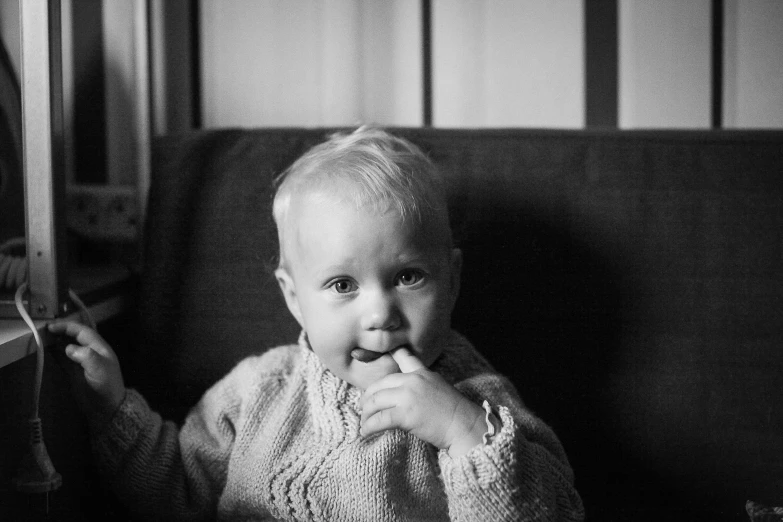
[276,193,461,390]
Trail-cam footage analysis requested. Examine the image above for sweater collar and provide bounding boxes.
[295,329,474,402]
[297,331,363,413]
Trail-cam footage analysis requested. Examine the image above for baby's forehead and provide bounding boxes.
[276,180,453,263]
[292,193,424,239]
[282,191,447,254]
[294,187,395,218]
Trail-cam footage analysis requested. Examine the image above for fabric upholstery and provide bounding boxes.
[132,128,783,521]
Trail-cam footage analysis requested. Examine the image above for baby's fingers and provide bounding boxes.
[361,387,401,424]
[49,320,111,356]
[48,319,86,337]
[361,399,405,438]
[63,343,108,379]
[64,343,96,365]
[48,320,98,344]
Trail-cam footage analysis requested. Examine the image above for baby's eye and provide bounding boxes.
[329,279,357,294]
[396,269,424,287]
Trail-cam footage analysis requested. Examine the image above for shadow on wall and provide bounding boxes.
[449,200,704,521]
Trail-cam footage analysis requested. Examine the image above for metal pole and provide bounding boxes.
[20,0,68,318]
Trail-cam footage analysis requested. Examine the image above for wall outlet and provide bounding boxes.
[66,184,139,241]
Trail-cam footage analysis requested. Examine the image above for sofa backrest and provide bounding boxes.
[132,128,783,520]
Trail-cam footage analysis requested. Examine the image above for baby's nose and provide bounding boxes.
[361,292,401,331]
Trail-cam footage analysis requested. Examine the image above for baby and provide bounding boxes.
[49,127,584,521]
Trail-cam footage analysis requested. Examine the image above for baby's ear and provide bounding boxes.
[448,248,463,310]
[275,268,304,327]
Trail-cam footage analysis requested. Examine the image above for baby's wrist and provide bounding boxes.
[89,387,126,431]
[446,400,503,458]
[446,401,487,458]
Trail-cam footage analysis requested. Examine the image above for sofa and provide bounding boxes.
[125,128,783,521]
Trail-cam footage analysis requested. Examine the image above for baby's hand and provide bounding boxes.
[360,348,489,457]
[48,320,126,426]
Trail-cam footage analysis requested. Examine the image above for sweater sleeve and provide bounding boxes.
[437,374,585,522]
[91,358,255,522]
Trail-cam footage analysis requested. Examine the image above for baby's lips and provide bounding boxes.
[350,348,385,363]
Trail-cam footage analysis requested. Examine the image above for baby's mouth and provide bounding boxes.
[351,345,408,363]
[350,348,386,363]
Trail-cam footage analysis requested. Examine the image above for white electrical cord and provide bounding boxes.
[13,282,65,497]
[14,282,45,418]
[12,282,94,498]
[14,282,96,417]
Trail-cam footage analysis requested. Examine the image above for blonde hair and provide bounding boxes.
[273,126,451,269]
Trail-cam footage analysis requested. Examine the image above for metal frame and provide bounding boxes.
[10,0,151,319]
[20,0,68,318]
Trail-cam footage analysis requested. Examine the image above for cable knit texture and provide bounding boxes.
[92,331,584,521]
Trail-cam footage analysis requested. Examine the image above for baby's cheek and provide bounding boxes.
[418,315,452,363]
[312,327,353,359]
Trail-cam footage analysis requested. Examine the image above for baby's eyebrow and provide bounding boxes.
[394,250,437,265]
[313,263,355,280]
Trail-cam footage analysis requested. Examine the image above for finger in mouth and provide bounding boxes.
[350,348,385,363]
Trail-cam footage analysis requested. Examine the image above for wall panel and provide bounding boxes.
[4,0,783,134]
[433,0,584,128]
[618,0,711,129]
[723,0,783,128]
[199,0,421,128]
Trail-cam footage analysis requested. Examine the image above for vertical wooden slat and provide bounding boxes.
[71,0,106,183]
[61,0,74,183]
[151,0,166,136]
[191,0,201,128]
[585,0,618,127]
[421,0,432,127]
[711,0,724,128]
[134,0,152,232]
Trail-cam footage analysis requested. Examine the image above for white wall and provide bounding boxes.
[2,0,782,132]
[199,0,422,128]
[618,0,712,129]
[723,0,783,128]
[198,0,585,129]
[199,0,783,129]
[433,0,584,128]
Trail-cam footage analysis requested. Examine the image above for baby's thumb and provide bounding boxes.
[65,344,99,369]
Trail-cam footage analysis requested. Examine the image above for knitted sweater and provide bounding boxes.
[93,331,584,521]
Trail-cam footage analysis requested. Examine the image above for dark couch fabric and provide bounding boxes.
[130,128,783,521]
